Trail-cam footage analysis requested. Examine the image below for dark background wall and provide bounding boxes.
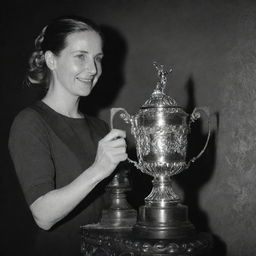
[1,0,256,255]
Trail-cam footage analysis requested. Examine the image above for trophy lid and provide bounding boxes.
[141,62,178,108]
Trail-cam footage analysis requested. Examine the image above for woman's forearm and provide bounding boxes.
[30,129,127,230]
[30,165,102,230]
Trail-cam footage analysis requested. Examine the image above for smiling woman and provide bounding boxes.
[8,16,127,256]
[44,31,104,103]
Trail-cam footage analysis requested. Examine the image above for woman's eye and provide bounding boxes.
[95,56,103,63]
[76,54,86,61]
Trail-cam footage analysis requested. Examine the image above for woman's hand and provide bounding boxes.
[93,129,127,179]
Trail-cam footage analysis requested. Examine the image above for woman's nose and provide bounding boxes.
[86,59,97,75]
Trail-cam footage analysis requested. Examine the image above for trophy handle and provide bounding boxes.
[186,107,211,168]
[110,108,130,129]
[110,108,142,170]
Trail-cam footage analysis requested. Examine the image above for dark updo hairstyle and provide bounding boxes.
[26,16,102,88]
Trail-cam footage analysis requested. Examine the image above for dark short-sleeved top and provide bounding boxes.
[8,101,109,256]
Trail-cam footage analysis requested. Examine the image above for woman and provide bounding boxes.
[8,16,127,255]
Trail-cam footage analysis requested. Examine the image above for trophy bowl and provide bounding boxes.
[110,62,211,239]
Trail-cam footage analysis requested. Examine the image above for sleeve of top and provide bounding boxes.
[8,108,55,205]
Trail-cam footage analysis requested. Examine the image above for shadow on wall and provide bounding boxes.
[175,77,226,256]
[79,25,128,117]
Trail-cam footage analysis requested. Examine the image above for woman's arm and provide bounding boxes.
[30,129,127,230]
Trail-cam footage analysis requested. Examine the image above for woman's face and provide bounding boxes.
[50,30,103,98]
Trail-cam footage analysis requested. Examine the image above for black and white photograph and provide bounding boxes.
[1,1,256,255]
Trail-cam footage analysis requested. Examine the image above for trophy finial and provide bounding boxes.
[153,61,173,93]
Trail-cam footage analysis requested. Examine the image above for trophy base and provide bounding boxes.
[133,203,196,239]
[100,208,137,228]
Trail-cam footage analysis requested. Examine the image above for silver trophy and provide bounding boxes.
[110,62,211,239]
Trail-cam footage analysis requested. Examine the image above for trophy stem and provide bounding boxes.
[145,175,180,206]
[133,174,195,239]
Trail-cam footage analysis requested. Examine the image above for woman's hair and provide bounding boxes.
[26,16,102,87]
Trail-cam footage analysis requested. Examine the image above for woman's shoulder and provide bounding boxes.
[10,104,48,135]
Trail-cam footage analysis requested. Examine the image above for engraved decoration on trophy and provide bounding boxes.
[110,62,211,238]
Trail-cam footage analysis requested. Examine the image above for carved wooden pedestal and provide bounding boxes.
[81,224,212,256]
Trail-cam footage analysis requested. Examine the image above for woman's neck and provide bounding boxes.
[42,90,83,118]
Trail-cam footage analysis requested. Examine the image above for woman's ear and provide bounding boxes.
[44,51,56,70]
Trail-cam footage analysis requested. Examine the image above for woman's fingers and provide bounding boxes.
[106,138,126,148]
[101,129,126,142]
[99,129,126,150]
[96,129,127,163]
[98,140,127,160]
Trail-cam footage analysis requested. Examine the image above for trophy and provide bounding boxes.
[110,62,211,239]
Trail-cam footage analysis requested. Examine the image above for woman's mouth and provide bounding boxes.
[77,77,92,83]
